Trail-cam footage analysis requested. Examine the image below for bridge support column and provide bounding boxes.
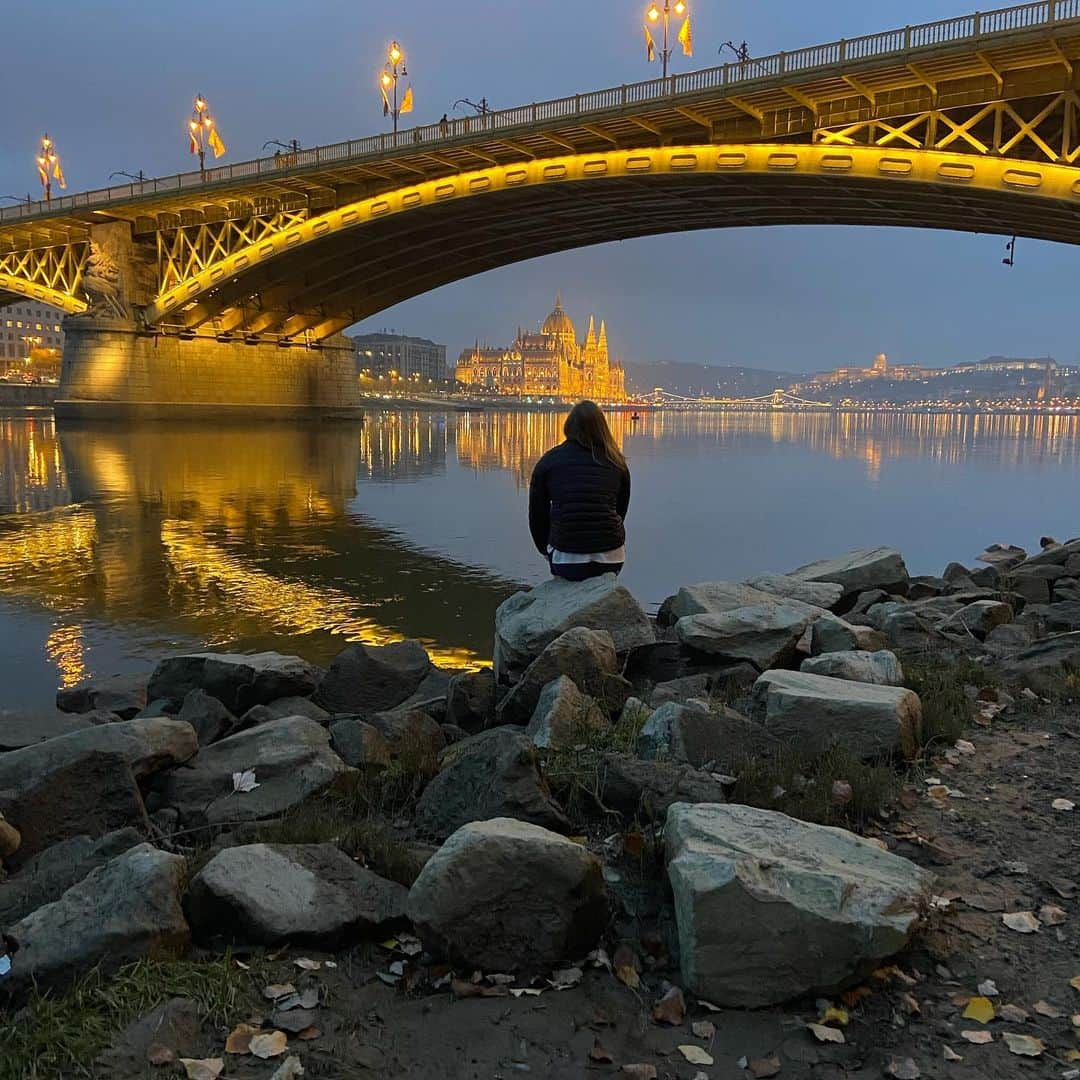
[55,318,363,420]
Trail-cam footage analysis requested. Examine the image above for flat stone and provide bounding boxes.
[328,717,392,770]
[445,670,496,733]
[664,581,823,623]
[152,716,352,827]
[744,574,845,611]
[976,544,1027,570]
[315,640,432,715]
[984,622,1034,656]
[5,843,190,993]
[496,627,620,727]
[177,689,240,746]
[879,609,946,652]
[407,818,607,972]
[637,700,778,771]
[675,604,812,671]
[648,674,713,707]
[1037,601,1080,633]
[908,575,948,600]
[0,709,98,752]
[57,673,148,720]
[1013,538,1080,570]
[238,697,330,728]
[1009,574,1051,605]
[1000,631,1080,692]
[751,669,922,760]
[940,600,1015,640]
[810,613,886,655]
[186,843,407,945]
[494,576,654,684]
[524,676,608,750]
[415,728,569,841]
[789,547,910,608]
[598,753,730,818]
[665,803,934,1007]
[148,652,321,714]
[800,650,904,686]
[0,828,145,925]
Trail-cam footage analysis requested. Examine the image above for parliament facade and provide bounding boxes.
[455,295,626,401]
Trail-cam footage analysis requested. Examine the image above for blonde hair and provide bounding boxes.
[564,400,627,471]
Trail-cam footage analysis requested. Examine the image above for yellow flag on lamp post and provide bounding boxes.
[208,127,227,158]
[400,86,414,115]
[644,25,656,62]
[678,16,693,57]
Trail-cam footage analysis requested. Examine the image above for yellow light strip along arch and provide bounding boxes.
[0,274,88,314]
[144,143,1080,327]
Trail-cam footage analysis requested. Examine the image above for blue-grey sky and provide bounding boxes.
[2,1,1074,373]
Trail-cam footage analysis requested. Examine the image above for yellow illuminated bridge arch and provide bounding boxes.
[147,143,1080,339]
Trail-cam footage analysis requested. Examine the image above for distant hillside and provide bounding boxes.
[622,361,795,398]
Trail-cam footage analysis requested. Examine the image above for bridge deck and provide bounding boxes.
[3,0,1080,252]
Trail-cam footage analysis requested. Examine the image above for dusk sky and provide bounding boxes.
[2,0,1075,373]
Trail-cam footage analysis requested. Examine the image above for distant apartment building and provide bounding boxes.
[352,333,447,381]
[1,300,66,361]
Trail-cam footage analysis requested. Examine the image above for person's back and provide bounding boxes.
[528,401,630,581]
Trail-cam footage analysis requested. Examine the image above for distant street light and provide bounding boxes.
[109,170,146,183]
[453,97,492,116]
[36,135,66,203]
[380,40,413,135]
[0,194,32,206]
[188,95,227,179]
[644,0,692,79]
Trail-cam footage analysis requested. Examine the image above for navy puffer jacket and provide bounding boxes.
[528,439,631,555]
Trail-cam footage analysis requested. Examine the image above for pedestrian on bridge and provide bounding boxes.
[529,401,630,582]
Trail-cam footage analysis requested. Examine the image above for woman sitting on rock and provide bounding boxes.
[528,400,630,581]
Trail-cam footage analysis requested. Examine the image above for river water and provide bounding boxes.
[0,406,1077,708]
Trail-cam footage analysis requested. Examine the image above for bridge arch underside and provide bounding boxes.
[160,145,1080,340]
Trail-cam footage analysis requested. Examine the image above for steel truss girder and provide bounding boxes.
[0,242,89,312]
[815,93,1080,164]
[156,207,310,293]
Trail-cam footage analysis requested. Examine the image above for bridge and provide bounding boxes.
[2,0,1080,415]
[642,389,834,410]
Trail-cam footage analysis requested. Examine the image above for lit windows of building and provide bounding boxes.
[349,333,447,381]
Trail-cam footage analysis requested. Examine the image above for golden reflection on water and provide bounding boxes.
[45,624,86,688]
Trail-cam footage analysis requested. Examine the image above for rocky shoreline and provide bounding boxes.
[2,541,1080,1078]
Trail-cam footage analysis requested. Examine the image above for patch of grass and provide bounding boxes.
[0,953,266,1080]
[902,654,997,752]
[729,743,899,829]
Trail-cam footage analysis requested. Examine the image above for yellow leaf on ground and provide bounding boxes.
[1003,1033,1045,1057]
[651,986,685,1026]
[677,1045,714,1066]
[179,1061,224,1080]
[820,1005,851,1026]
[962,997,995,1023]
[250,1031,288,1059]
[960,1030,993,1045]
[807,1023,846,1045]
[616,965,640,989]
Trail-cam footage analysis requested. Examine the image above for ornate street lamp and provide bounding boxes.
[380,40,413,135]
[36,135,66,203]
[188,95,227,180]
[644,0,692,80]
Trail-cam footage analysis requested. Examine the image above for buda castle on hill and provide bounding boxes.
[455,294,627,401]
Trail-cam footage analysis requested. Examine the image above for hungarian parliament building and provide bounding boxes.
[455,294,627,401]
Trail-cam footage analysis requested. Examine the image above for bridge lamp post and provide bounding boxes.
[189,95,226,180]
[380,41,409,135]
[36,135,65,203]
[646,0,688,80]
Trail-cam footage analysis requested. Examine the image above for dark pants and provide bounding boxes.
[549,560,623,582]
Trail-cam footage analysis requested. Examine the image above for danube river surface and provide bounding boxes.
[0,406,1078,707]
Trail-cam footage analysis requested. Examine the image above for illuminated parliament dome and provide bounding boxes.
[456,293,626,401]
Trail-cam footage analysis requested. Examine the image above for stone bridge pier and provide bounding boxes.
[56,222,362,420]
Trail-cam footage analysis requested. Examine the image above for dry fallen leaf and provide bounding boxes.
[1071,975,1080,991]
[269,1057,305,1080]
[807,1023,845,1045]
[623,830,644,857]
[1033,1000,1063,1018]
[748,1056,782,1078]
[1002,911,1041,934]
[690,1020,714,1040]
[841,986,872,1007]
[509,988,544,998]
[262,983,297,1001]
[620,1067,657,1080]
[1039,905,1067,927]
[900,992,921,1016]
[677,1045,715,1066]
[886,1059,920,1079]
[1072,1013,1080,1028]
[962,996,995,1023]
[976,979,998,997]
[697,999,721,1012]
[652,985,686,1026]
[1052,798,1076,812]
[249,1031,288,1060]
[589,1038,614,1064]
[832,780,853,806]
[225,1024,260,1054]
[232,769,260,793]
[179,1061,224,1080]
[1003,1033,1045,1057]
[613,944,641,990]
[294,958,321,971]
[960,1030,993,1045]
[146,1043,175,1066]
[998,1004,1029,1023]
[943,1046,963,1062]
[819,1005,850,1027]
[549,966,582,990]
[297,1027,320,1041]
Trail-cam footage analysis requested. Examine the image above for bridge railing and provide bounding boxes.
[3,0,1080,226]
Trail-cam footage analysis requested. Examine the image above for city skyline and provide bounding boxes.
[2,0,1078,372]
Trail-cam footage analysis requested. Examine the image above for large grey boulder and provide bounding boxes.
[407,818,607,972]
[524,676,608,750]
[1007,572,1052,605]
[800,650,904,687]
[152,716,351,826]
[1000,631,1080,692]
[148,652,321,714]
[328,717,392,770]
[56,673,148,720]
[984,622,1034,656]
[940,600,1015,640]
[5,844,190,993]
[790,547,910,608]
[0,828,144,926]
[675,605,812,672]
[0,709,98,752]
[496,627,623,727]
[751,669,922,760]
[1034,601,1080,633]
[177,689,240,746]
[648,674,712,707]
[665,803,933,1007]
[446,670,496,732]
[415,728,569,840]
[810,613,886,656]
[1013,537,1080,570]
[238,697,330,728]
[368,708,446,762]
[599,753,729,818]
[494,577,654,684]
[744,574,844,611]
[186,843,407,946]
[664,581,825,624]
[315,640,431,715]
[0,751,149,869]
[637,701,779,770]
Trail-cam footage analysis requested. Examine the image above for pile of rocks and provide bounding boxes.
[12,544,1027,1013]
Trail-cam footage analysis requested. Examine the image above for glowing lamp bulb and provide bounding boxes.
[381,72,393,88]
[674,0,686,14]
[195,98,206,111]
[388,42,402,64]
[647,4,660,21]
